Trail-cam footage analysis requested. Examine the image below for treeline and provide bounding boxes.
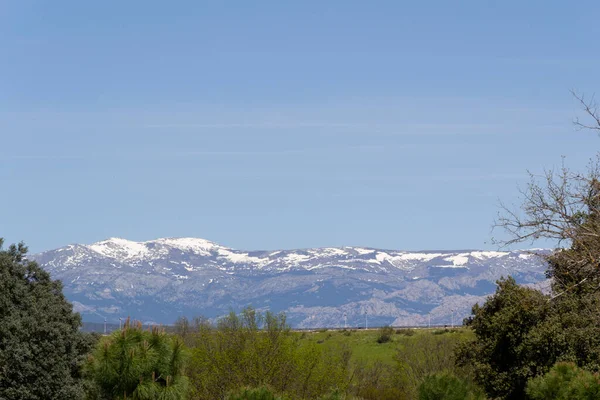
[86,309,479,400]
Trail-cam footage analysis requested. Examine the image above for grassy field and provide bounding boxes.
[296,327,474,365]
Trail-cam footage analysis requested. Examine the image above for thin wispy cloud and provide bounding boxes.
[142,121,567,136]
[1,144,396,163]
[0,154,86,161]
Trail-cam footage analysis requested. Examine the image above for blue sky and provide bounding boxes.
[1,1,599,253]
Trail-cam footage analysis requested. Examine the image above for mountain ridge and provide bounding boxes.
[32,237,550,328]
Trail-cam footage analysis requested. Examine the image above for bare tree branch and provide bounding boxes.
[494,91,600,298]
[572,89,600,132]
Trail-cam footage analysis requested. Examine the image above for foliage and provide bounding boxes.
[418,371,485,400]
[226,386,283,400]
[317,389,347,400]
[186,307,351,400]
[397,329,471,398]
[526,362,600,400]
[477,91,600,397]
[456,277,550,399]
[395,328,416,336]
[86,319,189,400]
[376,326,395,343]
[350,360,408,400]
[0,239,96,400]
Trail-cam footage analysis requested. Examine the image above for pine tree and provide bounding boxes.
[86,319,189,400]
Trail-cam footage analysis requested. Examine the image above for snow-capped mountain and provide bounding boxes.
[33,237,550,328]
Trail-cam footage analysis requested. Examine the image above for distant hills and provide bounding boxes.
[33,237,550,328]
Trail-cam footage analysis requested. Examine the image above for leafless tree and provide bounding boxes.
[494,91,600,299]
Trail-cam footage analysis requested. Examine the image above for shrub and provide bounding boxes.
[396,331,470,398]
[377,326,395,343]
[351,360,408,400]
[526,362,600,400]
[226,386,282,400]
[418,372,485,400]
[187,308,352,400]
[432,329,459,335]
[396,328,416,336]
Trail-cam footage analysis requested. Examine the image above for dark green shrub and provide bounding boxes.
[432,329,459,335]
[455,277,550,399]
[418,372,485,400]
[526,362,600,400]
[377,326,395,343]
[396,328,416,336]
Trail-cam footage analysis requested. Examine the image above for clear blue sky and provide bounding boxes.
[1,1,599,253]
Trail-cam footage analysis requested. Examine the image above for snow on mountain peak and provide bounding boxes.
[86,237,223,260]
[153,237,222,255]
[88,238,149,260]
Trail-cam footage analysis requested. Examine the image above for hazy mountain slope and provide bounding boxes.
[33,238,549,327]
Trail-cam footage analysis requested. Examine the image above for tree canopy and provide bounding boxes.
[0,238,94,399]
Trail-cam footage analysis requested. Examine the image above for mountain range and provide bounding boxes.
[32,237,551,328]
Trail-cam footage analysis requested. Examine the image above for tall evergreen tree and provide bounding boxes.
[0,239,93,399]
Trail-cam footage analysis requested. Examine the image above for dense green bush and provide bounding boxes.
[418,372,485,400]
[376,326,395,343]
[395,328,416,336]
[0,239,96,400]
[456,277,550,399]
[86,320,189,399]
[186,308,351,400]
[526,362,600,400]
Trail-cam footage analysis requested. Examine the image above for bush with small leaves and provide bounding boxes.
[526,362,600,400]
[418,372,485,400]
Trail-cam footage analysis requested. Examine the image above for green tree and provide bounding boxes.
[456,277,550,399]
[0,239,95,400]
[526,362,600,400]
[86,319,189,400]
